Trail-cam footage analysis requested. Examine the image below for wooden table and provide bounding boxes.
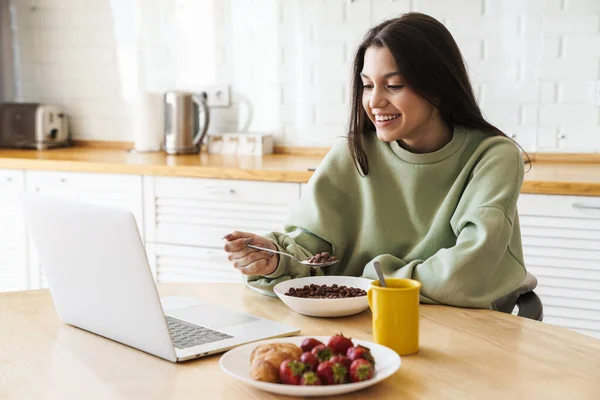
[1,283,600,399]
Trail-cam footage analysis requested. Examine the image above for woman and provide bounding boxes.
[223,12,527,309]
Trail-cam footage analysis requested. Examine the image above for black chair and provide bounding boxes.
[516,291,543,321]
[494,272,543,321]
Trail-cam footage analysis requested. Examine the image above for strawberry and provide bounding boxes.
[349,358,374,382]
[300,351,319,371]
[316,361,348,385]
[311,344,334,362]
[346,345,375,365]
[279,360,306,385]
[300,337,324,352]
[299,371,322,386]
[327,333,354,355]
[329,355,351,369]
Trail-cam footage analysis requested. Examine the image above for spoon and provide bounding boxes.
[373,261,387,287]
[246,244,339,268]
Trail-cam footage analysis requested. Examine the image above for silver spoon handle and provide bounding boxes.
[246,244,296,260]
[373,261,387,287]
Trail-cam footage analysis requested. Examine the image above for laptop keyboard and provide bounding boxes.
[165,316,233,349]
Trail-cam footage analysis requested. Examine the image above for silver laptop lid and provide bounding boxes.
[21,193,177,362]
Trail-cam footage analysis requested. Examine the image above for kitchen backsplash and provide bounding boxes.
[9,0,600,151]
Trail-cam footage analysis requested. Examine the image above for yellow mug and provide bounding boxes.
[367,278,421,356]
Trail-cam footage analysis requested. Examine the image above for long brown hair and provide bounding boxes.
[348,13,513,175]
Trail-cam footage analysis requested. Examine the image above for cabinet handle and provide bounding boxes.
[206,187,236,195]
[6,177,12,182]
[572,202,600,210]
[60,178,66,183]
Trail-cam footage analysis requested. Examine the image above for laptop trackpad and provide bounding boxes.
[166,304,259,329]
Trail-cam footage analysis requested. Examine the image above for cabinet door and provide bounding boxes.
[0,170,27,292]
[300,183,308,197]
[145,243,242,284]
[518,194,600,339]
[144,176,301,248]
[25,171,144,289]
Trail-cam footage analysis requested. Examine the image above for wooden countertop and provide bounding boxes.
[1,147,600,195]
[0,147,320,183]
[2,283,600,399]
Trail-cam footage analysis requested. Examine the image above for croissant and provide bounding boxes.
[249,343,303,383]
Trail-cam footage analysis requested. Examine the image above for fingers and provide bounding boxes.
[237,257,275,276]
[227,246,253,260]
[223,231,277,276]
[231,249,273,269]
[223,231,275,253]
[222,230,256,241]
[223,236,253,253]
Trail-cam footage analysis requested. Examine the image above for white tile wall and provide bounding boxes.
[8,0,600,151]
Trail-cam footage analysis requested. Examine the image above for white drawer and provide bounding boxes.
[0,169,22,184]
[151,176,300,204]
[24,171,144,234]
[144,176,301,247]
[145,243,242,284]
[518,194,600,220]
[26,170,140,192]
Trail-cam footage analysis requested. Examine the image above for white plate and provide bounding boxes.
[273,276,373,317]
[219,336,401,397]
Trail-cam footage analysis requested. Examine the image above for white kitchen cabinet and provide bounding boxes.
[518,193,600,339]
[143,176,301,248]
[0,170,28,292]
[145,243,242,284]
[24,171,144,289]
[300,183,308,197]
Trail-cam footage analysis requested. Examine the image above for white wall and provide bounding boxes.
[9,0,600,151]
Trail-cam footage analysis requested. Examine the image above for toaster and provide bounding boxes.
[0,103,71,150]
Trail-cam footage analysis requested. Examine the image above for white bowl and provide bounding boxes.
[273,276,373,317]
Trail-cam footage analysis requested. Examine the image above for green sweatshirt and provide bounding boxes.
[246,126,527,309]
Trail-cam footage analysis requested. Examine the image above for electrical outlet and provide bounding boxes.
[197,84,230,107]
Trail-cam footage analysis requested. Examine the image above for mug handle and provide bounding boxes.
[367,289,373,310]
[192,92,210,147]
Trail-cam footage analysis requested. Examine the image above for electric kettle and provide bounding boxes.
[163,91,210,154]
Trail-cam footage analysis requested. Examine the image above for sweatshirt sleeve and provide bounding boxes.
[243,139,355,295]
[243,227,332,295]
[362,139,527,308]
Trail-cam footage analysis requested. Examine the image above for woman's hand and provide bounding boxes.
[223,231,279,276]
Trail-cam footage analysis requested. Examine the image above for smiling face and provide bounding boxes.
[360,45,450,151]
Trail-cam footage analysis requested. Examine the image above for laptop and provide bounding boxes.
[21,193,300,362]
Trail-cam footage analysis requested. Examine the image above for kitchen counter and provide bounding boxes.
[0,147,320,183]
[1,147,600,195]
